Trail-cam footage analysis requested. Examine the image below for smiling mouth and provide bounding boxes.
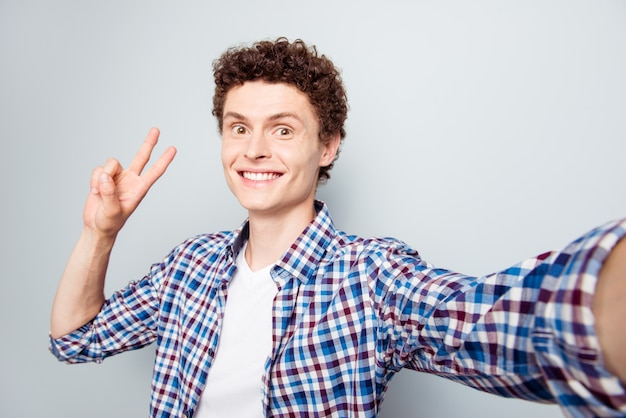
[241,171,282,181]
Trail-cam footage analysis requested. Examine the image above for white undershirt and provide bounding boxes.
[194,246,277,418]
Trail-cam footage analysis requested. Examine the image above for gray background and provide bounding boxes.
[1,0,625,417]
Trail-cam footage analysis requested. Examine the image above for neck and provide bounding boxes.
[245,203,317,271]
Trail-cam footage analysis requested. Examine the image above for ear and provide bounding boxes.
[319,133,341,167]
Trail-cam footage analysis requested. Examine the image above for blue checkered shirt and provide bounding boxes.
[50,201,626,417]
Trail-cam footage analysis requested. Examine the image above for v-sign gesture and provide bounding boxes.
[85,127,177,238]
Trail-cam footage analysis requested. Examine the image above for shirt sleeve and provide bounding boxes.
[49,259,167,364]
[373,218,626,417]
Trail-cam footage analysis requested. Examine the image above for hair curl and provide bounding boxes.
[212,37,348,183]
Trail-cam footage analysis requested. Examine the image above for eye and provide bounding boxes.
[231,125,248,135]
[273,127,293,138]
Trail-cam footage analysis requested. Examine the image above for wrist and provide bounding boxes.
[79,226,118,256]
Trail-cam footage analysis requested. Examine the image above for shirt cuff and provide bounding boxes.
[48,322,101,364]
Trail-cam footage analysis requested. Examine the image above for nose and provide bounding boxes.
[244,131,271,160]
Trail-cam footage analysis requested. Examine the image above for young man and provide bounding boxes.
[50,38,626,417]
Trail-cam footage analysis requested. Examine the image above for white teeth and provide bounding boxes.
[242,172,280,181]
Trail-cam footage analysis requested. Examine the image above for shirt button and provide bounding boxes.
[208,348,215,357]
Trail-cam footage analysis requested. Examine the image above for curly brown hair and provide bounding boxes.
[212,37,348,183]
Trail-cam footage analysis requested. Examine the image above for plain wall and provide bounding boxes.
[1,1,625,417]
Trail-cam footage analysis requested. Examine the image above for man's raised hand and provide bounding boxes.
[85,127,177,238]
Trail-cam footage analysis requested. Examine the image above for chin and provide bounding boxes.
[235,194,274,212]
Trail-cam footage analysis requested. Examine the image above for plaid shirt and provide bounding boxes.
[50,201,626,417]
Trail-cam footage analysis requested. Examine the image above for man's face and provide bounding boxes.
[221,80,338,219]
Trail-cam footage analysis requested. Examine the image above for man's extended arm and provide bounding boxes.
[49,128,176,338]
[594,236,626,385]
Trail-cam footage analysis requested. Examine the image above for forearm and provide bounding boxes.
[50,228,116,338]
[593,236,626,385]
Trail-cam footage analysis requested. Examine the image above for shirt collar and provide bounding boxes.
[275,200,336,284]
[226,200,337,285]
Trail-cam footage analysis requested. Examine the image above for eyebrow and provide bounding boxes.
[223,111,303,124]
[268,112,301,122]
[223,111,248,122]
